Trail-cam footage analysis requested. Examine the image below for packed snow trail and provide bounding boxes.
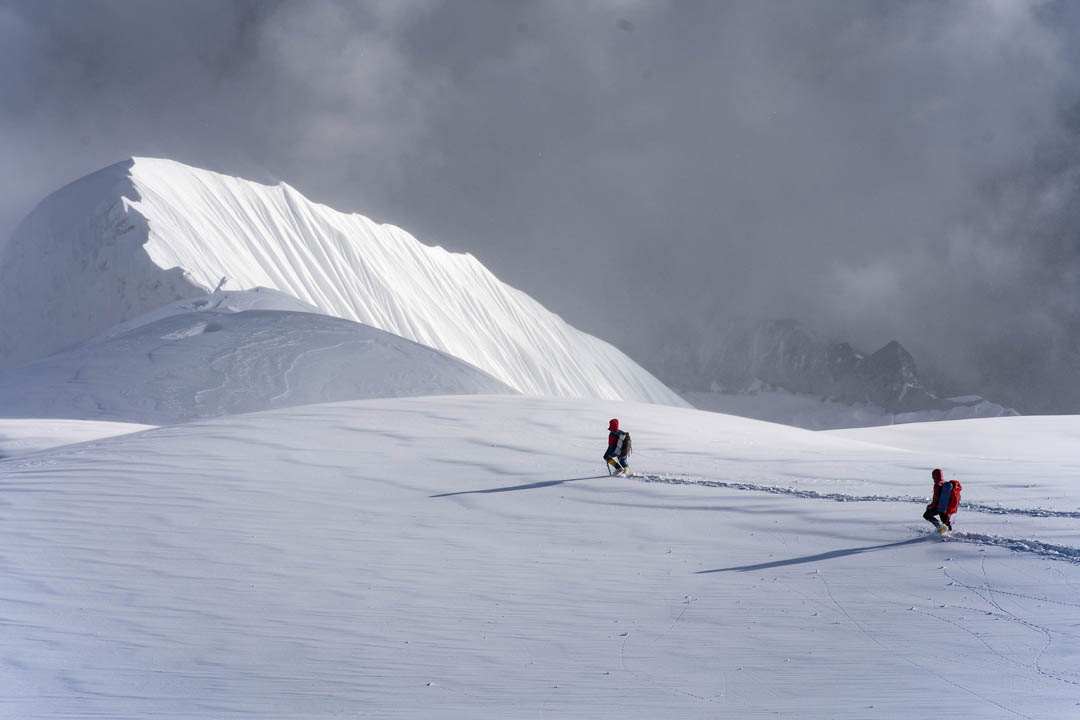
[947,532,1080,563]
[629,472,1080,519]
[628,473,1080,564]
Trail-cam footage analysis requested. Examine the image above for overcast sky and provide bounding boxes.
[2,0,1079,410]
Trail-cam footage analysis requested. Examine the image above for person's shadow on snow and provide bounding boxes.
[430,475,608,498]
[696,535,933,573]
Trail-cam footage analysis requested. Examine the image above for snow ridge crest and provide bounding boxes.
[0,157,685,406]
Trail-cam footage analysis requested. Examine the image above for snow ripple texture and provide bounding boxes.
[0,158,685,407]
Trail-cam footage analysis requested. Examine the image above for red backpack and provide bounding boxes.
[946,481,962,514]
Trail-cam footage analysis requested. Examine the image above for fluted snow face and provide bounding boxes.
[0,158,686,406]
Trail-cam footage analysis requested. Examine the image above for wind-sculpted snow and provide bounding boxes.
[0,158,685,406]
[0,297,512,424]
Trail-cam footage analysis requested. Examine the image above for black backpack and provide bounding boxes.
[622,431,632,456]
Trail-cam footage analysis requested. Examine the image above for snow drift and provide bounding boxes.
[0,290,513,425]
[0,158,685,406]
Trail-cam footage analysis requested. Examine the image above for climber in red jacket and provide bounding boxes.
[604,418,631,475]
[923,468,961,532]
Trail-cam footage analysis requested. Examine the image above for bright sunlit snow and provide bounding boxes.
[2,396,1077,719]
[0,159,685,406]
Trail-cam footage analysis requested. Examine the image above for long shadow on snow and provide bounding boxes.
[430,475,608,498]
[696,535,933,574]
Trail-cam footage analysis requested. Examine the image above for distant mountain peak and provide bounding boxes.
[832,338,949,413]
[680,317,1007,416]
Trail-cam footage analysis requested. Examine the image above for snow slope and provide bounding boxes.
[0,418,152,458]
[828,415,1080,462]
[0,158,685,406]
[2,395,1077,719]
[0,291,513,425]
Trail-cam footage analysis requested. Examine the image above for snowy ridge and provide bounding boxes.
[0,291,513,425]
[0,158,685,406]
[0,418,154,458]
[87,286,325,343]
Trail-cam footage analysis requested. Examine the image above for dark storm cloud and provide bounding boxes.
[1,0,1078,411]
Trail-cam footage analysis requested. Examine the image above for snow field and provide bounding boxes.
[1,395,1077,718]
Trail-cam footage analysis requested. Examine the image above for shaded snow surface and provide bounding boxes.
[0,158,685,406]
[2,395,1078,718]
[87,286,326,342]
[0,418,152,458]
[0,292,513,424]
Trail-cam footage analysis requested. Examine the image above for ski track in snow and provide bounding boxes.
[630,473,1080,564]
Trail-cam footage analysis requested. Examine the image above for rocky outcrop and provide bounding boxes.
[830,340,952,413]
[706,320,859,396]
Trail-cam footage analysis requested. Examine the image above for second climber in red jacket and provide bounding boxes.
[923,468,961,532]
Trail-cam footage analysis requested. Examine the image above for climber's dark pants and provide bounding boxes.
[923,506,951,529]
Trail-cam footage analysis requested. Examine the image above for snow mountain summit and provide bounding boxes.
[0,157,685,408]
